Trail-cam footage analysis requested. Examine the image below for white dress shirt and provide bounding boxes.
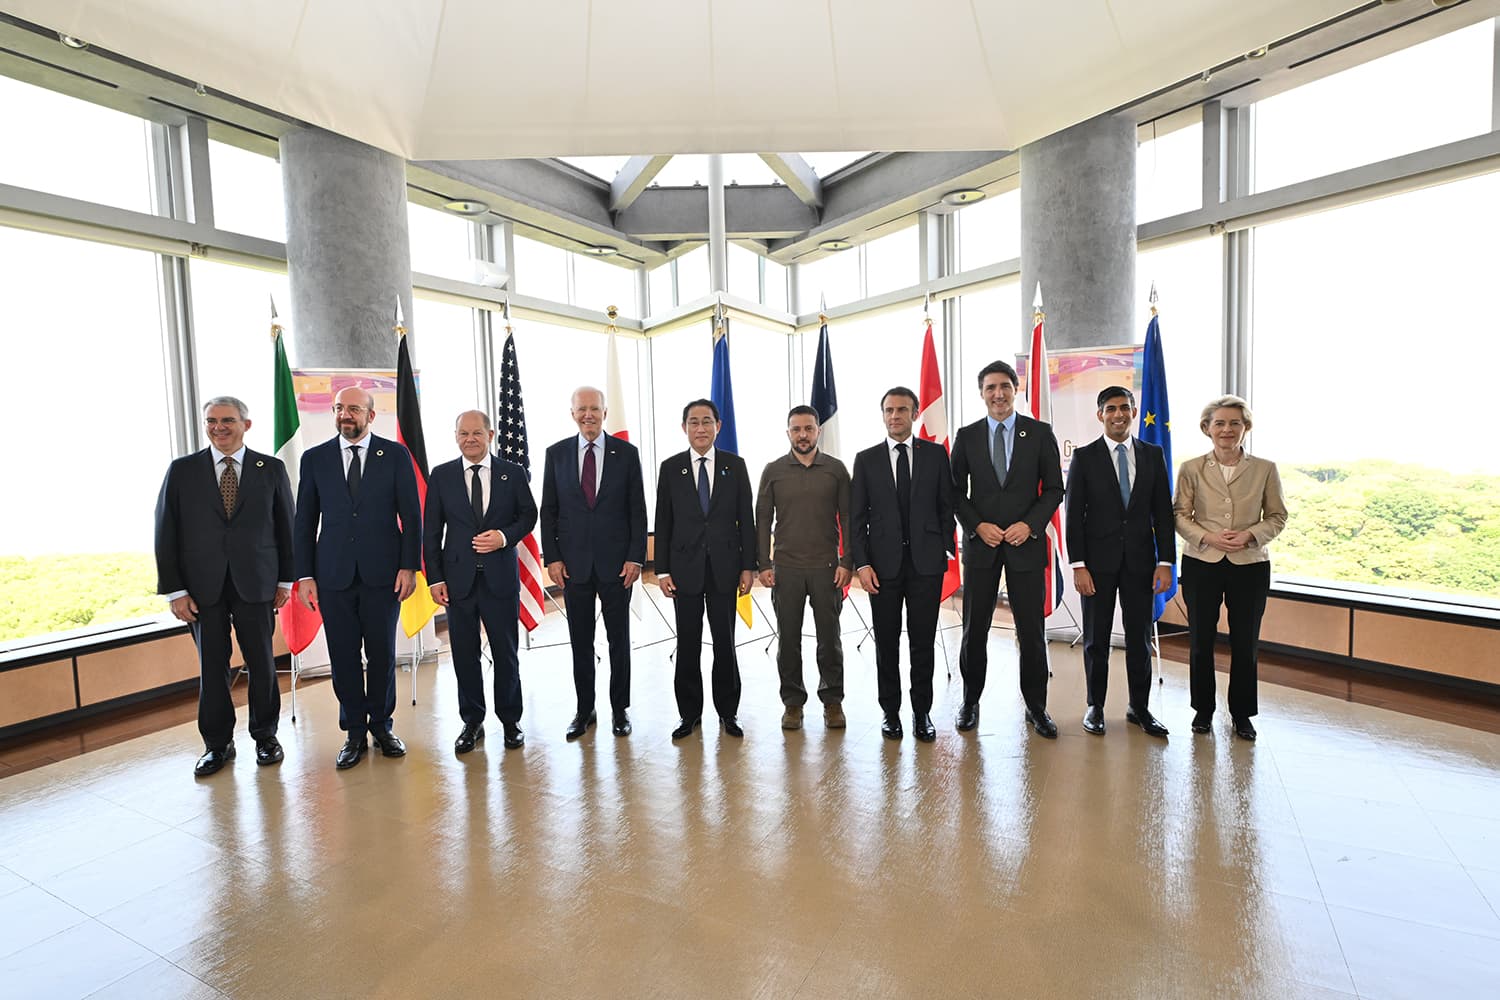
[885,436,914,485]
[466,453,492,515]
[341,431,371,474]
[577,433,605,493]
[689,446,716,497]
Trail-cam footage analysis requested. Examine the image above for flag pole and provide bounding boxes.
[270,297,300,723]
[1148,282,1163,687]
[395,296,422,706]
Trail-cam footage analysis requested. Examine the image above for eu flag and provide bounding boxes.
[1138,312,1176,619]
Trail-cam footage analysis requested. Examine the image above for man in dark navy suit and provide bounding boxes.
[654,399,756,741]
[850,387,955,743]
[540,386,648,740]
[1065,386,1175,738]
[951,360,1065,739]
[424,409,538,753]
[294,385,422,770]
[155,396,295,776]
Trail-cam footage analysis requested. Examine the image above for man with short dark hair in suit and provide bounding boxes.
[156,396,295,776]
[540,386,648,740]
[851,387,955,742]
[951,360,1065,739]
[424,409,538,753]
[1066,386,1175,738]
[294,385,422,770]
[655,398,757,741]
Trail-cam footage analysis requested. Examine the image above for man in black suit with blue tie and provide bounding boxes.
[850,387,955,743]
[155,396,295,776]
[1065,386,1175,737]
[294,385,422,770]
[540,386,648,740]
[424,410,538,752]
[655,399,757,740]
[951,360,1065,739]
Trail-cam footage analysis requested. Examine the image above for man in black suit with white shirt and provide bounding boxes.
[655,399,757,740]
[1065,386,1175,737]
[850,387,954,742]
[155,396,294,776]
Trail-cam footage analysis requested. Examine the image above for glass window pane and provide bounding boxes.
[764,258,789,314]
[573,254,636,314]
[957,280,1022,428]
[189,259,291,456]
[727,243,761,302]
[648,262,674,316]
[208,140,285,242]
[722,324,792,483]
[1137,121,1203,223]
[650,326,712,523]
[408,203,475,282]
[1253,21,1493,193]
[676,246,710,302]
[797,250,860,312]
[513,235,570,303]
[0,227,169,643]
[412,299,481,461]
[1250,171,1500,604]
[864,226,918,297]
[801,306,929,463]
[956,189,1020,272]
[0,76,153,215]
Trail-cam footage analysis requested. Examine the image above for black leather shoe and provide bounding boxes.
[371,730,407,757]
[194,743,235,776]
[1082,705,1106,735]
[672,717,702,740]
[254,738,284,766]
[335,737,368,770]
[1233,717,1257,741]
[1024,707,1058,739]
[1191,711,1213,734]
[1126,706,1170,737]
[955,703,980,732]
[721,717,744,738]
[454,723,484,754]
[913,713,936,742]
[881,713,903,740]
[612,710,632,737]
[502,723,524,749]
[565,711,596,740]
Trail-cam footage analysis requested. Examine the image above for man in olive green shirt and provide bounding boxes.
[756,405,853,730]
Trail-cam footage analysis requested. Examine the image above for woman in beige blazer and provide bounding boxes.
[1174,395,1288,741]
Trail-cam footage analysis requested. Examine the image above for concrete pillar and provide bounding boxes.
[707,154,727,293]
[280,127,413,368]
[1019,114,1136,350]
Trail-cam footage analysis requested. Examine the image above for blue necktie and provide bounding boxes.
[1116,442,1131,507]
[992,423,1008,482]
[697,457,710,515]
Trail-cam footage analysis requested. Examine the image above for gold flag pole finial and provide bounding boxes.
[923,290,933,328]
[1149,281,1159,317]
[606,304,619,334]
[394,296,407,338]
[502,297,512,335]
[1032,281,1045,324]
[818,291,828,327]
[269,295,282,341]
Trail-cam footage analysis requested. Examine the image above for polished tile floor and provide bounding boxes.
[2,586,1498,999]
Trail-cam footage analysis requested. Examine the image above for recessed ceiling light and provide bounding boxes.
[442,199,490,216]
[818,239,853,252]
[1246,46,1269,59]
[1430,0,1462,6]
[580,244,619,256]
[941,189,986,206]
[58,33,88,50]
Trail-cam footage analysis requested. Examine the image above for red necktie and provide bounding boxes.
[581,442,597,509]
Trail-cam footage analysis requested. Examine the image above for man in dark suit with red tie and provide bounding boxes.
[294,386,422,770]
[951,360,1065,739]
[655,399,757,740]
[1065,386,1175,738]
[540,386,648,740]
[424,410,538,753]
[850,387,955,743]
[155,396,295,776]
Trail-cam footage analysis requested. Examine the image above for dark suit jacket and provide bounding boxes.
[539,433,648,580]
[850,438,955,579]
[951,414,1065,572]
[423,455,539,600]
[293,434,422,589]
[654,449,757,594]
[155,448,294,605]
[1065,435,1176,576]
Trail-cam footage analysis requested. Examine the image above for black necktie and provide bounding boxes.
[347,445,361,504]
[470,463,485,521]
[697,457,711,515]
[895,442,911,543]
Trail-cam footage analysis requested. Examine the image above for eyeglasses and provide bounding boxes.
[332,404,368,416]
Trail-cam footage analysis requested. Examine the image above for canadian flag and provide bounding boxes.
[1028,296,1066,617]
[916,317,961,602]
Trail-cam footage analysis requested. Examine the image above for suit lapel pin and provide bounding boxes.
[376,449,384,457]
[500,474,508,481]
[680,468,688,475]
[1018,430,1028,438]
[256,460,265,467]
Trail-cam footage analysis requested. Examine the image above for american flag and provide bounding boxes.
[498,330,546,631]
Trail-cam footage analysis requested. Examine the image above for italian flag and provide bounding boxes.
[272,321,322,654]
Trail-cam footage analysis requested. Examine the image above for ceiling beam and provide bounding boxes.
[615,186,819,241]
[610,154,673,212]
[758,153,822,207]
